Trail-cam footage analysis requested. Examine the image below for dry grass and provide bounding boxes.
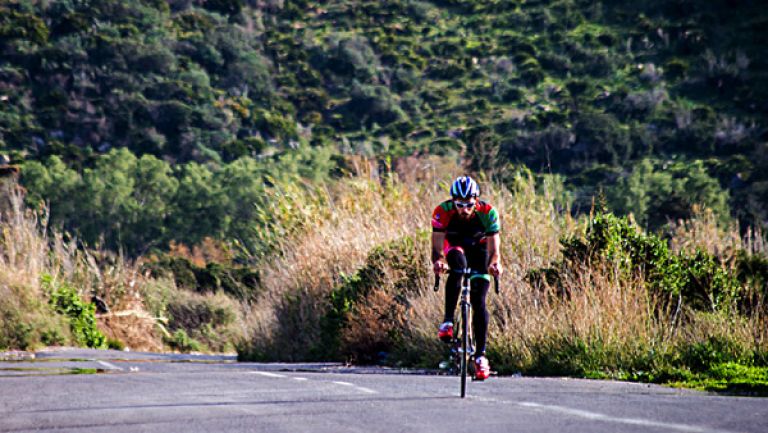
[242,159,580,362]
[241,157,768,377]
[242,156,459,359]
[5,155,766,371]
[668,206,742,259]
[0,188,167,351]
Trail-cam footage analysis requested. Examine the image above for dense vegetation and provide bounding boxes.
[2,0,767,254]
[2,0,768,393]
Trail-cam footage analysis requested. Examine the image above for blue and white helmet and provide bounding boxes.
[450,176,479,199]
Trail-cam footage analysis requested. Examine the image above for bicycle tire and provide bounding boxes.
[460,299,469,398]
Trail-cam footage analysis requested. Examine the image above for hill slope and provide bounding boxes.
[1,0,767,249]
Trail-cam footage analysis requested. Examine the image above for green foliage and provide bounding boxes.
[0,306,36,351]
[678,335,753,372]
[0,8,49,45]
[144,255,261,301]
[2,0,765,217]
[43,275,106,349]
[336,83,407,129]
[607,159,731,230]
[537,213,740,311]
[572,111,631,166]
[22,147,331,258]
[106,338,125,350]
[165,329,202,353]
[316,231,429,362]
[5,0,768,378]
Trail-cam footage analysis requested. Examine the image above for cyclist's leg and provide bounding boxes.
[443,246,466,323]
[469,275,490,355]
[466,244,490,355]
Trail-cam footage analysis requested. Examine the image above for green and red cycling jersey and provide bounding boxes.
[431,200,500,248]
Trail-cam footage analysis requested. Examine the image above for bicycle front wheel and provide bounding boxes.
[460,300,469,398]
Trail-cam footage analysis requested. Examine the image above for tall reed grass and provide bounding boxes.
[241,159,446,360]
[240,157,767,387]
[240,160,579,361]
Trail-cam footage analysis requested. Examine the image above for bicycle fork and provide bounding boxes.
[436,270,475,375]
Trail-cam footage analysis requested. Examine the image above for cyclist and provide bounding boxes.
[431,176,502,380]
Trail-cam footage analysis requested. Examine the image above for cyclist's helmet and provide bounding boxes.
[450,176,479,199]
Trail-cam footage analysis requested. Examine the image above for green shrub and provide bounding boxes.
[607,159,731,230]
[678,335,752,372]
[665,58,689,80]
[336,84,406,129]
[319,231,429,363]
[572,111,631,165]
[426,60,467,80]
[0,306,36,350]
[533,213,740,311]
[107,338,125,350]
[144,256,262,301]
[43,275,106,349]
[165,329,202,353]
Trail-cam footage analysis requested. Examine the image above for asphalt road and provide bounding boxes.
[0,348,765,433]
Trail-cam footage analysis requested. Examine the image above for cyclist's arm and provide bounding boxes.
[487,232,502,277]
[431,231,446,263]
[431,231,449,274]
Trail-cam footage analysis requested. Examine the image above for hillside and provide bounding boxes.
[1,0,767,254]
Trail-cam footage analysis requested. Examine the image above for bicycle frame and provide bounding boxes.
[435,270,499,398]
[457,269,473,398]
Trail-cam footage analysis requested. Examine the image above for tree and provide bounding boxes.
[609,158,731,230]
[20,156,80,225]
[171,162,228,245]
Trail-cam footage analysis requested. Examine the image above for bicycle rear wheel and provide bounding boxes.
[460,300,469,398]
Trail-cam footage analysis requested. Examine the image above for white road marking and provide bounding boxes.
[332,381,377,394]
[251,371,287,378]
[517,401,736,433]
[96,360,123,371]
[352,386,378,394]
[250,373,377,394]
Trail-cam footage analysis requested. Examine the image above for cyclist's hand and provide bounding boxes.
[433,259,449,274]
[489,262,503,278]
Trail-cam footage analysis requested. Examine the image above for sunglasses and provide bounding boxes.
[454,200,476,209]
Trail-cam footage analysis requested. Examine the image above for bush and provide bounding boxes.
[0,299,67,350]
[426,60,467,80]
[533,213,740,311]
[43,275,106,349]
[165,329,202,353]
[608,159,731,230]
[320,232,430,363]
[319,35,379,82]
[144,255,262,301]
[336,84,406,129]
[572,111,631,165]
[665,58,689,80]
[167,290,237,347]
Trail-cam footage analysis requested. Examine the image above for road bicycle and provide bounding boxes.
[435,269,499,398]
